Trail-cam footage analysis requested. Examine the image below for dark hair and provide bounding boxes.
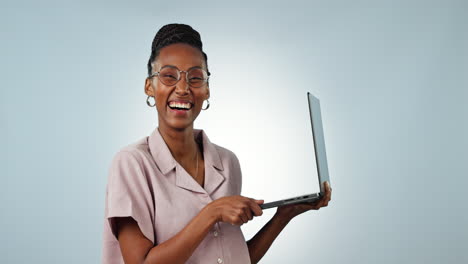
[147,23,210,77]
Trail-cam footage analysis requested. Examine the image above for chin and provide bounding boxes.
[164,119,194,131]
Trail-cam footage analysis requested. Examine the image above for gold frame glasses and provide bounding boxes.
[149,65,210,88]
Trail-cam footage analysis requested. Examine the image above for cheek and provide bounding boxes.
[156,98,169,113]
[153,84,168,102]
[194,94,207,108]
[197,88,209,100]
[154,89,169,112]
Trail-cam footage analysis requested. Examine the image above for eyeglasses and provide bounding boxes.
[149,65,210,88]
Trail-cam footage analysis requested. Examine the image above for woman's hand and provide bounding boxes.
[208,195,264,226]
[275,181,332,222]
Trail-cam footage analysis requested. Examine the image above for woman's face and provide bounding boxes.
[145,43,210,131]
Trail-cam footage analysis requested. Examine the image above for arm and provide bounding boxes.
[247,181,332,264]
[116,205,217,264]
[115,195,263,264]
[246,213,291,264]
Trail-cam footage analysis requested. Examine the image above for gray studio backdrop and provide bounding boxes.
[2,0,467,263]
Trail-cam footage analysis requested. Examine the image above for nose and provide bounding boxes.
[175,72,190,95]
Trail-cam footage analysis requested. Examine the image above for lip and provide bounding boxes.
[168,107,190,116]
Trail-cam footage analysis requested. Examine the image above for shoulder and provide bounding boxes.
[213,143,239,161]
[108,136,153,178]
[210,143,242,174]
[113,137,152,163]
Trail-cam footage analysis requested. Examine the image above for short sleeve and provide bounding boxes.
[105,150,155,244]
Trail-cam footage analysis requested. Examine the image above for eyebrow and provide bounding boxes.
[159,65,204,71]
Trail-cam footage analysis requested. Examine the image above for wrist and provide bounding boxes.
[273,212,293,225]
[203,202,220,224]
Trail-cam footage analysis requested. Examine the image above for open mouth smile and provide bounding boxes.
[167,100,193,111]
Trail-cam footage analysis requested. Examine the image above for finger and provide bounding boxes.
[324,182,330,194]
[314,201,324,209]
[319,198,328,207]
[231,212,245,225]
[319,187,331,204]
[249,199,263,216]
[238,211,249,223]
[324,182,332,195]
[315,202,322,210]
[246,197,264,204]
[299,203,315,211]
[315,196,326,206]
[239,201,253,220]
[326,186,332,201]
[306,200,319,207]
[311,200,323,209]
[320,197,329,208]
[301,202,317,211]
[232,217,243,226]
[321,195,330,206]
[244,206,253,220]
[254,199,264,204]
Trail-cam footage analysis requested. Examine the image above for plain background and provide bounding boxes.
[2,0,467,263]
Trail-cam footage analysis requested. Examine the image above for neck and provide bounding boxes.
[157,124,198,163]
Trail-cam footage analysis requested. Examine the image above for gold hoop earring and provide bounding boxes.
[202,99,210,110]
[146,96,156,107]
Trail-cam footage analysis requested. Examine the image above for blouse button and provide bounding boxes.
[213,230,219,237]
[217,258,223,264]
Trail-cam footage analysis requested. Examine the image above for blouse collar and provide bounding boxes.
[148,127,224,175]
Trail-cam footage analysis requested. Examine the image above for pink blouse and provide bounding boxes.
[101,128,251,264]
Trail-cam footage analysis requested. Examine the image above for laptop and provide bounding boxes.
[260,92,331,209]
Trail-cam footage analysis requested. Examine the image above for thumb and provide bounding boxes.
[253,199,264,204]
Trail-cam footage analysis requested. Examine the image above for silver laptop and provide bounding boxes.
[260,92,331,209]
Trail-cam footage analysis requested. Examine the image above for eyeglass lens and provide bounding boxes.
[158,67,208,87]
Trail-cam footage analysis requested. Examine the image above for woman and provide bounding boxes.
[102,23,332,264]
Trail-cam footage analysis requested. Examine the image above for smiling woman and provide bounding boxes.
[101,23,331,264]
[145,42,210,131]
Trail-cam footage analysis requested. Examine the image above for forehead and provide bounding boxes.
[155,43,205,70]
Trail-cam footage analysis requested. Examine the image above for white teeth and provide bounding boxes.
[169,102,191,109]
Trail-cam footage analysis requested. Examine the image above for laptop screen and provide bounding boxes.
[308,92,330,194]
